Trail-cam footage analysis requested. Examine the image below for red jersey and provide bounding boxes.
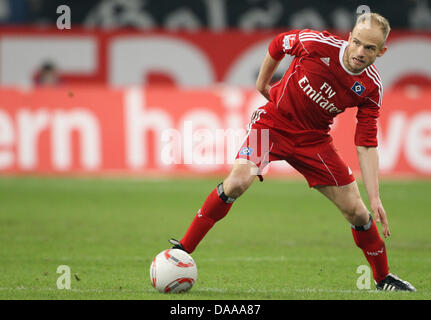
[267,29,383,147]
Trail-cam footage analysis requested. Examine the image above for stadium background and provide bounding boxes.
[0,0,430,177]
[1,0,430,300]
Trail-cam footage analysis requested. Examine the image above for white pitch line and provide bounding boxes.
[0,286,426,296]
[0,286,144,294]
[3,255,429,264]
[192,287,381,295]
[197,256,340,262]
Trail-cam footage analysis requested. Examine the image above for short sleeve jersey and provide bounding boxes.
[267,29,383,147]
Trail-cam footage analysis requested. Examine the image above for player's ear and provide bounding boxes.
[377,45,387,57]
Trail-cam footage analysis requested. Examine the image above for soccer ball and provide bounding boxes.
[150,248,198,293]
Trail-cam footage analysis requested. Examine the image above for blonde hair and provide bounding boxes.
[355,12,391,43]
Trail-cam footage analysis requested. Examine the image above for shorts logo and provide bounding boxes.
[351,81,365,96]
[239,147,254,156]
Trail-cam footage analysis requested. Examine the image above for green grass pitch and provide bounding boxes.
[0,176,429,300]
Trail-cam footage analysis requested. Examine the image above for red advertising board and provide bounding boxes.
[1,28,430,89]
[0,86,430,178]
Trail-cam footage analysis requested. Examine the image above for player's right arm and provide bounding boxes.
[256,52,281,100]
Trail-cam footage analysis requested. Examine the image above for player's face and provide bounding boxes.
[344,22,387,73]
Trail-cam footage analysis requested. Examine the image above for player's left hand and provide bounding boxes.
[371,199,390,238]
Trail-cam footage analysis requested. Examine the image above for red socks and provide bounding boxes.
[180,184,233,253]
[180,185,389,284]
[351,216,389,282]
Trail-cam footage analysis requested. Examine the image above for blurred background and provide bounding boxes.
[0,0,430,178]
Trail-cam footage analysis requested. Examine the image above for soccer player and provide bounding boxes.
[170,12,416,291]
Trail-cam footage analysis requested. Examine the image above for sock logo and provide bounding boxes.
[197,209,202,218]
[366,247,384,256]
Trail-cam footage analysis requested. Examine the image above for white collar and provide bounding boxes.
[339,41,364,76]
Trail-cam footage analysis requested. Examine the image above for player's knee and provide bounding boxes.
[340,197,369,225]
[340,201,358,217]
[223,162,256,198]
[336,192,358,215]
[223,176,252,198]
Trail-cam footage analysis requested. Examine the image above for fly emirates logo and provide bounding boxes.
[298,75,342,114]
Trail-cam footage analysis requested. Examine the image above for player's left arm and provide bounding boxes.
[356,145,390,238]
[355,94,390,238]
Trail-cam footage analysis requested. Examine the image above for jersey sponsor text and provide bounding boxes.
[298,75,342,114]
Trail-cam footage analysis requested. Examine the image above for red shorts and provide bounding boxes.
[235,105,355,188]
